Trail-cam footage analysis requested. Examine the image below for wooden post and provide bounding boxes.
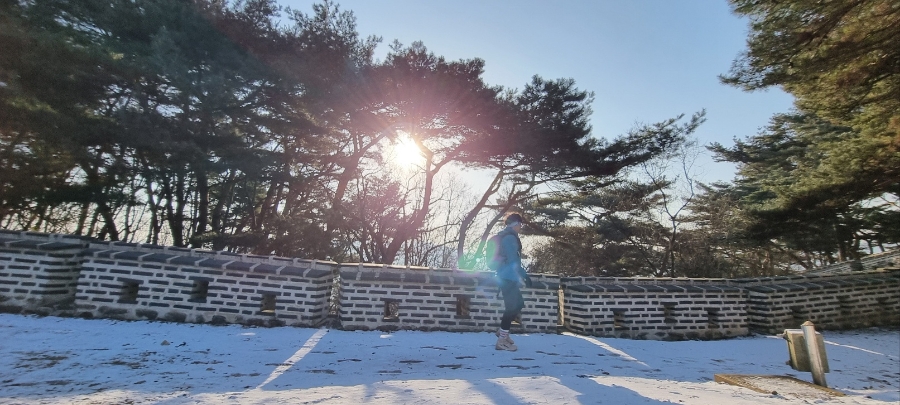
[801,321,827,387]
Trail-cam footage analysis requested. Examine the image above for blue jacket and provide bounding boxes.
[495,227,527,283]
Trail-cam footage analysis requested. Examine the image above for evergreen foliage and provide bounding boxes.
[720,0,899,227]
[708,0,900,265]
[7,0,892,274]
[1,0,684,266]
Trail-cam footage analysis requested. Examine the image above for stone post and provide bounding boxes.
[801,321,827,387]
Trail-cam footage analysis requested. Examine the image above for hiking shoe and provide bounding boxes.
[495,337,518,351]
[495,330,515,345]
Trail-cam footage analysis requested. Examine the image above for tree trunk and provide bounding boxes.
[456,169,505,267]
[163,174,186,247]
[381,159,443,264]
[192,169,209,248]
[97,200,120,241]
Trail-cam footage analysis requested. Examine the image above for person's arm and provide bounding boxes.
[500,234,521,273]
[501,234,531,286]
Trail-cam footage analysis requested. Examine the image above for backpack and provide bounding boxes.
[485,233,506,271]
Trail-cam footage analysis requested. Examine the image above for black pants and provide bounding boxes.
[500,279,524,330]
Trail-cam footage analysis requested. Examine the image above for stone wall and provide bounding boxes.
[76,242,334,327]
[0,232,89,313]
[739,270,900,334]
[561,277,748,340]
[338,264,560,333]
[0,230,897,340]
[805,249,900,275]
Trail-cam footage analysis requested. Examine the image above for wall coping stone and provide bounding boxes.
[141,253,176,263]
[0,230,92,243]
[0,237,85,251]
[804,249,900,275]
[560,276,738,286]
[224,261,254,271]
[732,268,898,287]
[63,239,338,280]
[112,251,152,261]
[252,264,280,274]
[559,270,897,290]
[2,229,897,289]
[84,241,338,268]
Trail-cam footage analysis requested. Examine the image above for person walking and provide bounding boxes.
[492,213,532,351]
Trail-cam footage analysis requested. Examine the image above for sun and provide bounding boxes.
[389,132,425,168]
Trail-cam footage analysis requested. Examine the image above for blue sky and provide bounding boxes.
[282,0,796,184]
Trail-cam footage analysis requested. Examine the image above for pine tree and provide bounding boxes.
[721,0,900,214]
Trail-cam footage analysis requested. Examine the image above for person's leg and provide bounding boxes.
[495,280,522,350]
[514,286,525,314]
[500,280,522,330]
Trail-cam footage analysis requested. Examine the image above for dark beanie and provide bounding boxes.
[504,213,523,226]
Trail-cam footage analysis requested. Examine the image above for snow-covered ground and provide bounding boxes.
[0,314,897,404]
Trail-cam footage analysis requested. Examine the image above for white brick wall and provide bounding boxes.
[741,270,900,333]
[0,231,88,312]
[805,249,900,275]
[562,280,748,340]
[1,230,897,340]
[338,264,559,333]
[75,242,333,327]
